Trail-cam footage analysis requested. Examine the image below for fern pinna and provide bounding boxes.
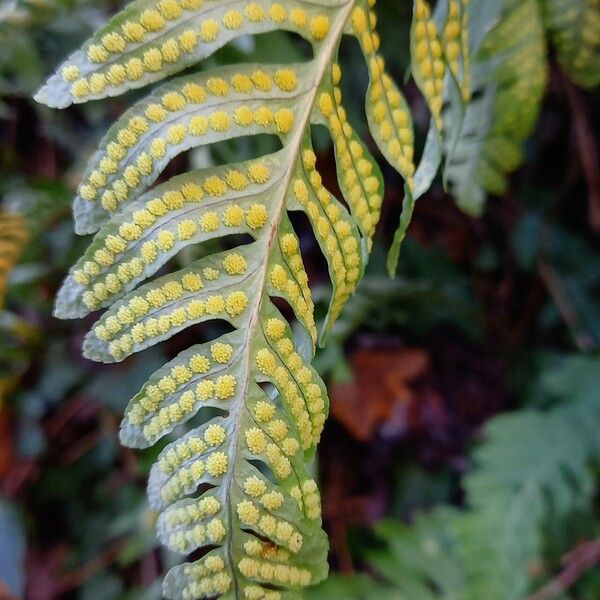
[35,0,417,597]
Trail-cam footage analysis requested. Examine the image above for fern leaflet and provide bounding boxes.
[545,0,600,88]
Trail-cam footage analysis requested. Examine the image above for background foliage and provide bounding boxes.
[1,0,599,598]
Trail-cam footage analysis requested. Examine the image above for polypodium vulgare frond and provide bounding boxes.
[36,0,420,597]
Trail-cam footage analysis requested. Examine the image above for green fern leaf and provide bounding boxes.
[443,0,548,215]
[545,0,600,88]
[36,0,415,597]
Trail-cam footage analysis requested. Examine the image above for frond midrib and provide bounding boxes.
[217,1,354,593]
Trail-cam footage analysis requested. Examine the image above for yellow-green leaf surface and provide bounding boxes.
[36,0,418,597]
[443,0,548,215]
[545,0,600,88]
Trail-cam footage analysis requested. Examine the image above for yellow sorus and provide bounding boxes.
[269,3,287,22]
[181,182,203,201]
[190,354,210,373]
[274,108,295,133]
[106,141,126,161]
[178,219,197,240]
[225,291,248,316]
[290,8,308,28]
[204,423,227,445]
[140,10,165,32]
[146,198,167,216]
[161,39,180,63]
[150,138,167,160]
[302,149,317,170]
[203,267,220,280]
[225,169,248,190]
[244,476,267,497]
[215,375,237,400]
[211,342,233,363]
[247,162,270,183]
[102,32,126,53]
[200,19,220,42]
[206,451,228,476]
[126,58,144,80]
[88,170,106,188]
[170,364,191,383]
[223,204,245,226]
[167,124,187,144]
[182,82,206,103]
[352,7,368,34]
[179,0,204,10]
[121,21,145,43]
[245,3,265,22]
[89,74,107,94]
[132,209,155,228]
[179,30,198,52]
[255,348,277,375]
[162,91,186,111]
[141,241,158,263]
[182,272,203,291]
[280,234,299,256]
[254,106,273,127]
[246,204,268,229]
[223,9,244,30]
[189,115,209,135]
[87,44,109,63]
[209,111,230,131]
[105,235,127,254]
[205,294,225,315]
[72,79,90,99]
[164,189,184,208]
[119,222,142,241]
[61,65,80,82]
[157,230,175,251]
[265,318,286,340]
[207,77,229,96]
[82,261,101,277]
[203,175,227,196]
[206,518,226,542]
[310,15,330,40]
[197,380,215,400]
[268,419,288,440]
[258,514,277,536]
[237,500,260,525]
[186,299,205,319]
[158,0,182,20]
[137,153,153,175]
[231,74,253,93]
[318,92,334,116]
[293,179,309,204]
[199,211,220,232]
[222,253,247,275]
[261,491,284,510]
[245,427,267,453]
[143,48,163,72]
[107,64,127,85]
[123,165,141,187]
[251,70,273,91]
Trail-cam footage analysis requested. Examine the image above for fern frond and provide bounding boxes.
[453,355,600,599]
[443,0,548,215]
[36,0,412,597]
[544,0,600,88]
[0,211,28,307]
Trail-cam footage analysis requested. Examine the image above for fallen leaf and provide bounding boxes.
[331,348,429,441]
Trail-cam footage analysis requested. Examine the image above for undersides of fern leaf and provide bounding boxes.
[36,0,417,598]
